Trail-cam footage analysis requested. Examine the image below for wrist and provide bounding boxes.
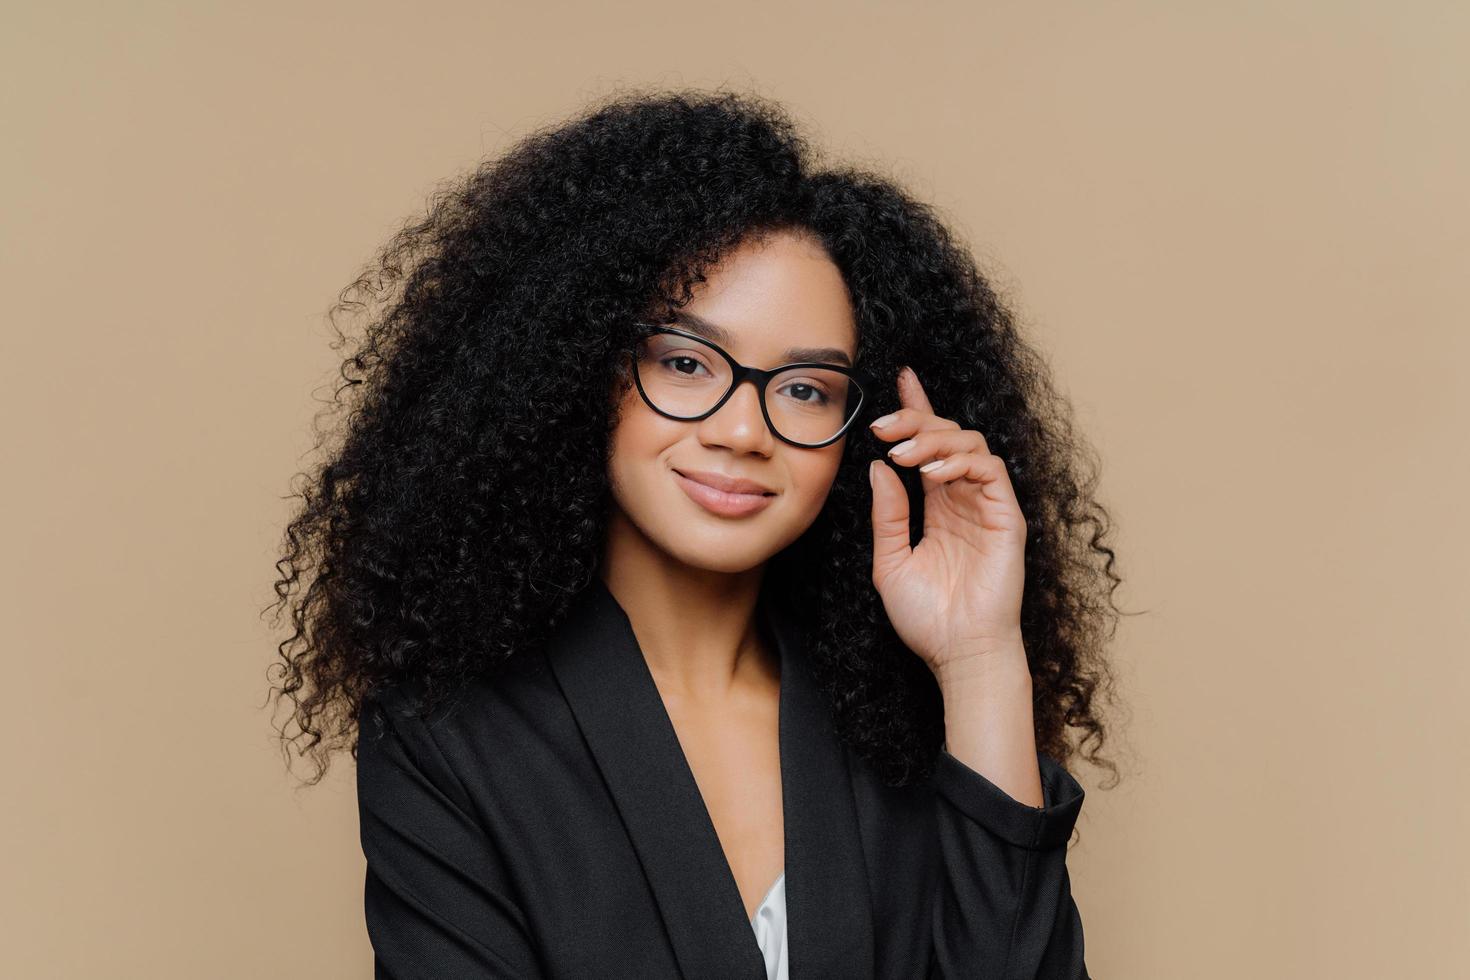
[932,641,1031,692]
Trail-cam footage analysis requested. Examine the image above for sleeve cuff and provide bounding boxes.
[933,748,1085,850]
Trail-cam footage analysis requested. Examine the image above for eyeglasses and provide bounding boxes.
[625,323,875,448]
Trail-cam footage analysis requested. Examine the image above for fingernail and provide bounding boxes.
[870,413,897,429]
[888,439,916,457]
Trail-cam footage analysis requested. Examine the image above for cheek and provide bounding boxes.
[785,449,845,514]
[607,395,674,487]
[607,425,646,491]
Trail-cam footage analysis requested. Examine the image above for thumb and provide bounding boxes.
[869,459,911,584]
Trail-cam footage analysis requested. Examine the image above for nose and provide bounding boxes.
[695,377,774,452]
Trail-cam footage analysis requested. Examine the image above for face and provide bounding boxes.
[605,229,859,576]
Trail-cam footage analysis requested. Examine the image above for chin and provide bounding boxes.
[652,527,780,575]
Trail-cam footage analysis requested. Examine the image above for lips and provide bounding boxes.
[672,468,776,496]
[672,468,777,518]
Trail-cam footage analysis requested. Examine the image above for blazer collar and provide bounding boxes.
[544,575,875,980]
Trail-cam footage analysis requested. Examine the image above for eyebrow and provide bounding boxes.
[664,310,854,367]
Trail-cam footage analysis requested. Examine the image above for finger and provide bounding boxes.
[917,450,1024,514]
[898,365,935,416]
[869,458,912,584]
[868,366,960,443]
[883,427,991,469]
[868,406,961,447]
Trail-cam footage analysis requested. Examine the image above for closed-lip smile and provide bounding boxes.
[672,468,776,496]
[671,467,778,518]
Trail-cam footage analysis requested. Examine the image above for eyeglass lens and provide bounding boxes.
[634,332,863,445]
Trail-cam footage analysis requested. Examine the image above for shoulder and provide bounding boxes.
[365,649,559,725]
[361,651,590,792]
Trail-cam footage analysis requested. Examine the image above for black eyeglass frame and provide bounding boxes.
[626,323,878,449]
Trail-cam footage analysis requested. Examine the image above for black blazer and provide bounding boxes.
[356,576,1089,979]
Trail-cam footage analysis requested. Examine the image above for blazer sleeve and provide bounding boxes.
[927,746,1089,980]
[356,686,547,979]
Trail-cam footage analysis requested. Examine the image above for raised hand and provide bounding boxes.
[867,366,1029,678]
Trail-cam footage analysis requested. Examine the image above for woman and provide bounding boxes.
[269,88,1123,979]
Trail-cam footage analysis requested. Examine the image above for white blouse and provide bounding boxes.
[749,870,788,980]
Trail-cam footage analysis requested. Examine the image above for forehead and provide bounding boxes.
[660,309,856,367]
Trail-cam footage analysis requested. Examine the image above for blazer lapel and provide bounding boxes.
[764,584,877,980]
[544,576,875,980]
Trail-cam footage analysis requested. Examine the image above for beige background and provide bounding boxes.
[4,2,1466,976]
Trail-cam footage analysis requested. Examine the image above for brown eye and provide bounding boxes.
[776,379,832,406]
[661,355,711,377]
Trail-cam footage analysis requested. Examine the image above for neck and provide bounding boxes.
[598,538,775,702]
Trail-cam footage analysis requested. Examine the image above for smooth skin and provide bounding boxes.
[601,228,1042,921]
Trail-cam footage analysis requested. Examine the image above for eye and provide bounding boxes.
[660,355,711,377]
[776,380,831,405]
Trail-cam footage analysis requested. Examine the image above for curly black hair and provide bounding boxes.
[265,86,1129,794]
